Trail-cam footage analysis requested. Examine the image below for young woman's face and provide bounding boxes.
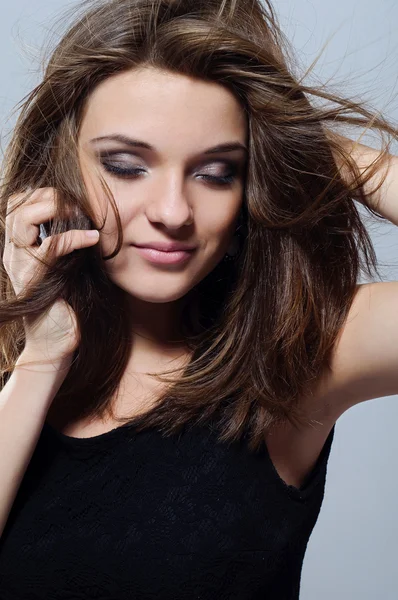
[78,66,248,304]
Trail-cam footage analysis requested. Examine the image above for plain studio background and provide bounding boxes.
[1,1,397,598]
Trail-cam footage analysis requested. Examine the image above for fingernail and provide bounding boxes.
[86,230,99,238]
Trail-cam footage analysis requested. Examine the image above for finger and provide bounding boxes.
[38,228,100,260]
[5,187,52,217]
[8,198,59,248]
[5,188,55,244]
[6,188,78,250]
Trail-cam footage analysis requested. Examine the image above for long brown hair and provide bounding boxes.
[0,0,397,452]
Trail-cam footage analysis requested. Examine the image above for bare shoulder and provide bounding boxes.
[263,281,398,490]
[312,281,398,422]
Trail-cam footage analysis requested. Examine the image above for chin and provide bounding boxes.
[107,256,219,304]
[113,280,195,304]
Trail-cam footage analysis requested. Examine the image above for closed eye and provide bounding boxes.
[100,163,238,187]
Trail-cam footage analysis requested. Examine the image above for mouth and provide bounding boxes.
[131,245,196,265]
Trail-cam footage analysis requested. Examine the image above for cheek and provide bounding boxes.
[82,183,134,252]
[80,157,126,225]
[203,207,241,250]
[98,209,131,258]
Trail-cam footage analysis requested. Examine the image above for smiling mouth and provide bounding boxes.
[132,245,196,265]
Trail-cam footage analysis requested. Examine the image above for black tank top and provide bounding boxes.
[0,416,335,599]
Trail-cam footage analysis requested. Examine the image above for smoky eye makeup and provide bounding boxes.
[97,150,244,186]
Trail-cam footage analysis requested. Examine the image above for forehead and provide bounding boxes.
[79,67,247,151]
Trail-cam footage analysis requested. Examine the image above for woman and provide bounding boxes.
[0,0,396,597]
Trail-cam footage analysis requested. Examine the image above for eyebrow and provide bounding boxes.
[89,134,248,155]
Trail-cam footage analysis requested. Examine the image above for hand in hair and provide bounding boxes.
[3,187,100,366]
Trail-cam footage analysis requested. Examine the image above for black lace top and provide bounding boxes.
[0,416,335,599]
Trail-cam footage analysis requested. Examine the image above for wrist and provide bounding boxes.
[15,350,73,376]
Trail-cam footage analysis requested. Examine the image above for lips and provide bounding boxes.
[132,245,195,265]
[133,242,196,252]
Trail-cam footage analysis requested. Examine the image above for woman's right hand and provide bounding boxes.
[2,187,100,364]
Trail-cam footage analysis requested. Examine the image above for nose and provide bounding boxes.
[146,170,194,230]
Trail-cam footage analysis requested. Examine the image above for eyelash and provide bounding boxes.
[101,163,237,186]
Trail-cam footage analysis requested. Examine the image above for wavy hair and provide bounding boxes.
[1,0,397,452]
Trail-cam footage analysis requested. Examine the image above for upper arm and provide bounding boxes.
[314,281,398,420]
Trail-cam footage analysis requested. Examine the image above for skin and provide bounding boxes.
[76,66,248,409]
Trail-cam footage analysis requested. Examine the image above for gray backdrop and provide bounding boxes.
[1,1,397,598]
